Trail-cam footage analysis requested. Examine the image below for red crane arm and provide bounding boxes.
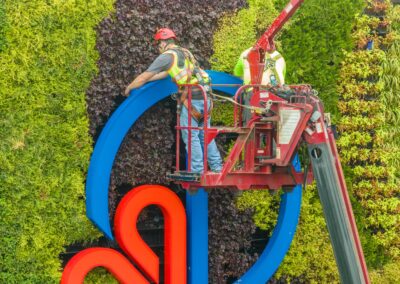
[255,0,304,51]
[248,0,304,84]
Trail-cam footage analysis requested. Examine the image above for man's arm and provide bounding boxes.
[233,56,244,79]
[148,71,169,82]
[124,71,156,96]
[124,53,173,96]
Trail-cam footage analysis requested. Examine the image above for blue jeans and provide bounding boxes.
[180,99,223,173]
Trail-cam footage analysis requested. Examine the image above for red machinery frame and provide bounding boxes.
[171,83,315,190]
[168,0,371,282]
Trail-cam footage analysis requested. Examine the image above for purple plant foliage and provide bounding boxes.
[86,1,262,282]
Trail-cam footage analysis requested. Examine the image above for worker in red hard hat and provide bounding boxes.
[124,28,177,93]
[124,28,222,174]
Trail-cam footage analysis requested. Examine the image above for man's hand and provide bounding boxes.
[124,86,132,96]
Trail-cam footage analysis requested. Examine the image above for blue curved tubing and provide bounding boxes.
[235,157,302,283]
[85,71,301,283]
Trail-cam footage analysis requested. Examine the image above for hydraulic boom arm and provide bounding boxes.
[248,0,304,85]
[169,0,371,282]
[304,96,370,284]
[247,4,371,281]
[246,0,371,282]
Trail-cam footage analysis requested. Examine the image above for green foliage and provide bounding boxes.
[236,190,280,231]
[211,101,235,126]
[212,0,372,282]
[237,185,340,283]
[238,185,340,283]
[370,261,400,284]
[380,6,400,173]
[211,0,364,124]
[211,0,278,73]
[381,43,400,124]
[337,1,400,269]
[275,184,339,283]
[389,5,400,31]
[278,0,364,121]
[0,1,5,52]
[211,0,278,127]
[0,0,114,282]
[84,268,118,284]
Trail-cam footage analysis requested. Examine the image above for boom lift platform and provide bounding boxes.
[168,0,370,283]
[169,84,316,190]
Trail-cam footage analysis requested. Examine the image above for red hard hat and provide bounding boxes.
[154,28,177,41]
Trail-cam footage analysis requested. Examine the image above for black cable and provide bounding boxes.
[303,162,308,192]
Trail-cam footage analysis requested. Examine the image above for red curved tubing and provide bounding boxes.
[61,185,187,284]
[60,248,149,284]
[114,184,187,284]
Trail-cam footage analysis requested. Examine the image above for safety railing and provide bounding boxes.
[175,83,246,174]
[175,83,280,174]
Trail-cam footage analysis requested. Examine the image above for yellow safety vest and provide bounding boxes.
[164,46,210,86]
[239,48,286,85]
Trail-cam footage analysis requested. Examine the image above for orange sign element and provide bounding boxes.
[115,185,187,283]
[61,248,149,284]
[61,185,187,284]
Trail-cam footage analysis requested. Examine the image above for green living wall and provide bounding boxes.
[0,1,6,52]
[0,1,114,282]
[211,0,400,282]
[337,1,400,282]
[381,3,400,171]
[1,0,399,283]
[276,0,365,119]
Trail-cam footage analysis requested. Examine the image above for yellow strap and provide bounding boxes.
[174,69,188,81]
